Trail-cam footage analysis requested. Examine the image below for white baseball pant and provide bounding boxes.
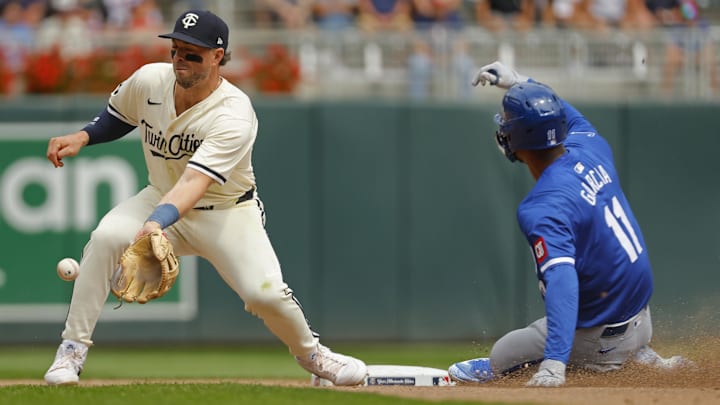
[61,185,318,357]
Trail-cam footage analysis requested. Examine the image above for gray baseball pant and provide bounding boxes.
[489,306,653,374]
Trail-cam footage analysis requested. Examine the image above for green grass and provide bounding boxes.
[0,384,491,405]
[0,342,490,380]
[0,342,497,405]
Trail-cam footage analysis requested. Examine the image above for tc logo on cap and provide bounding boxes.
[159,9,229,50]
[181,13,199,29]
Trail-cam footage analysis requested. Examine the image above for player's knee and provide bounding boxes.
[243,288,284,317]
[490,328,545,374]
[89,225,133,252]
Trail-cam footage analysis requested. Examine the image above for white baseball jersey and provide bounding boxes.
[63,62,320,357]
[107,62,257,208]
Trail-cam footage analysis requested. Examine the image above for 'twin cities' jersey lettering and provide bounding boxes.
[578,164,612,206]
[107,62,259,208]
[142,119,203,159]
[167,133,202,156]
[141,119,165,154]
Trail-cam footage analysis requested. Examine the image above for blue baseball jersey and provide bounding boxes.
[517,100,653,362]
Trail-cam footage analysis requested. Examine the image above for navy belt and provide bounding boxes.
[600,306,648,338]
[194,188,255,211]
[601,322,629,338]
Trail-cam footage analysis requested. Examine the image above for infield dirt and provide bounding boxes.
[2,337,718,405]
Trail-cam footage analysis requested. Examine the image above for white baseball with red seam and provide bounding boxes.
[57,258,80,281]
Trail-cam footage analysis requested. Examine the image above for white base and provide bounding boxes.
[311,365,455,387]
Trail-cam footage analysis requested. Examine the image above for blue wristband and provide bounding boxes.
[146,204,180,229]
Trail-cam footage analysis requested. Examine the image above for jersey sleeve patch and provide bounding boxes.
[534,237,548,264]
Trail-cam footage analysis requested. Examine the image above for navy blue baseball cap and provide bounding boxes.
[159,10,228,51]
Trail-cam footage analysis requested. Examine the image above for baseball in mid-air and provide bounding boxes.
[56,258,80,281]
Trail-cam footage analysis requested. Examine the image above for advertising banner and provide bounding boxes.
[0,123,197,323]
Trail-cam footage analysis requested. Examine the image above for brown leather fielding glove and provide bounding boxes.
[111,229,179,304]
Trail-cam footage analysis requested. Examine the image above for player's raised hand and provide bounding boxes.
[472,61,529,89]
[47,131,89,168]
[526,359,566,387]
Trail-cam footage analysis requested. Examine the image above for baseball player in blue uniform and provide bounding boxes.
[43,9,366,386]
[448,61,691,387]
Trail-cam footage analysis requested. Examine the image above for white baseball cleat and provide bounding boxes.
[296,344,367,386]
[44,339,88,385]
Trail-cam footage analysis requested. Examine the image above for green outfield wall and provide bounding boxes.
[0,97,717,344]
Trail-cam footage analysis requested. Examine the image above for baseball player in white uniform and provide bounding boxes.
[43,9,367,386]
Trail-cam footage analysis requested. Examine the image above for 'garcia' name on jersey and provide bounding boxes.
[576,162,612,206]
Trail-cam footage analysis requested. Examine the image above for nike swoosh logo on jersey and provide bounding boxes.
[598,347,617,355]
[147,98,162,105]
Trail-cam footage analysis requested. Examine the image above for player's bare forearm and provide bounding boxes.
[137,170,213,240]
[159,169,215,215]
[46,131,90,168]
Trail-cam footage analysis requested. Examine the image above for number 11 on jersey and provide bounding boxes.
[604,196,643,263]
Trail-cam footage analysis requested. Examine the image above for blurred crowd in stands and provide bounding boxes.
[0,0,718,98]
[251,0,716,32]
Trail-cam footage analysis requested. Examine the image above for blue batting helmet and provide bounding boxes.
[494,82,567,162]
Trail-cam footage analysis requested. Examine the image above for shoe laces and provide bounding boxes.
[314,345,349,378]
[49,344,85,373]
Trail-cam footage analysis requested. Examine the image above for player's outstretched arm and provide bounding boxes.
[472,63,597,136]
[46,131,90,168]
[136,169,215,240]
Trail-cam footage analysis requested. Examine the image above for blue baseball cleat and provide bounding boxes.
[448,357,495,384]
